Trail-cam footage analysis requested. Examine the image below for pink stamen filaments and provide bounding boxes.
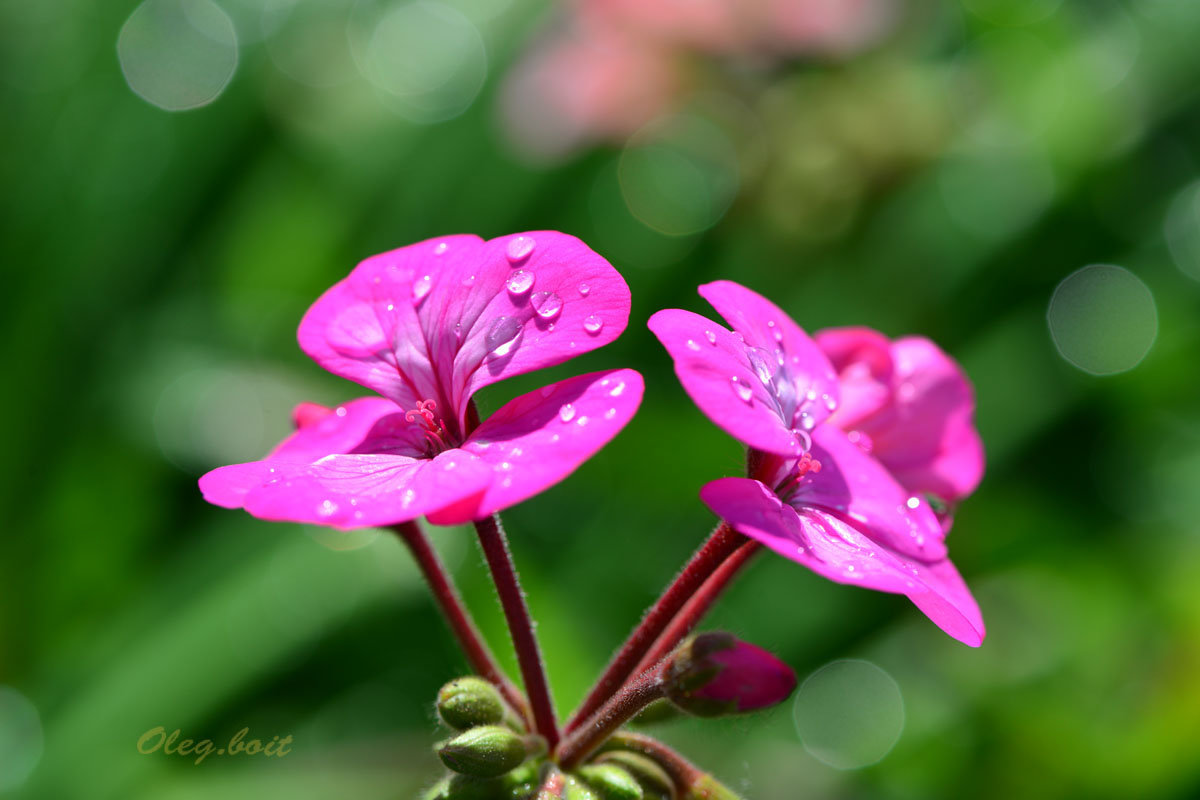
[776,452,822,500]
[405,399,451,454]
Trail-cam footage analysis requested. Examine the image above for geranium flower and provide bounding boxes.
[648,280,984,646]
[814,327,984,507]
[200,232,642,528]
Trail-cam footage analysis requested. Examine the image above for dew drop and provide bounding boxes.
[746,347,775,386]
[705,330,717,345]
[799,410,816,430]
[730,376,754,403]
[402,489,416,508]
[768,320,783,343]
[506,269,534,296]
[822,393,837,412]
[578,283,590,296]
[484,316,522,357]
[386,303,394,311]
[531,290,563,320]
[686,339,700,351]
[559,403,576,423]
[434,241,448,255]
[583,315,604,335]
[506,235,535,263]
[318,499,338,518]
[577,416,589,426]
[906,496,921,510]
[605,407,617,420]
[412,274,432,304]
[461,273,477,287]
[335,406,348,417]
[609,381,626,397]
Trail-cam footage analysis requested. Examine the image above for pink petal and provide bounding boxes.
[432,369,644,524]
[238,450,493,529]
[800,425,947,562]
[698,281,840,431]
[814,326,894,428]
[297,233,630,436]
[648,308,803,457]
[700,477,984,646]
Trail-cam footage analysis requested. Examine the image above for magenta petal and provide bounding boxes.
[700,478,984,646]
[239,450,492,529]
[802,425,948,562]
[700,639,797,713]
[647,309,803,456]
[435,369,645,524]
[270,397,410,460]
[868,336,984,502]
[814,326,894,428]
[698,280,840,430]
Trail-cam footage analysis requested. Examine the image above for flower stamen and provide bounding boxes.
[405,399,451,454]
[776,452,822,501]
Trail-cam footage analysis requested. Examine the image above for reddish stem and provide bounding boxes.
[632,540,761,676]
[597,732,706,793]
[391,523,528,721]
[564,522,746,734]
[556,663,666,770]
[474,515,560,750]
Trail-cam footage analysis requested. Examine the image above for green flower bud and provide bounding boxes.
[664,633,795,718]
[562,775,600,800]
[577,764,644,800]
[438,725,528,778]
[438,677,508,730]
[683,775,743,800]
[594,752,674,799]
[631,699,681,727]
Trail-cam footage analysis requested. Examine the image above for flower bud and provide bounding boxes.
[437,677,507,730]
[444,761,541,799]
[683,774,743,800]
[663,633,796,718]
[437,725,529,778]
[563,775,600,800]
[577,764,644,800]
[594,752,674,799]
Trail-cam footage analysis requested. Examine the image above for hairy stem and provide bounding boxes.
[556,664,665,770]
[632,540,761,675]
[474,514,560,750]
[391,522,528,721]
[597,732,705,794]
[564,522,746,734]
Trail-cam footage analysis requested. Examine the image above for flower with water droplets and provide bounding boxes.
[649,281,984,646]
[200,232,642,528]
[814,326,984,514]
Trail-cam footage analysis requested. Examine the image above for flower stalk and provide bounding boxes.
[474,514,560,750]
[556,664,666,770]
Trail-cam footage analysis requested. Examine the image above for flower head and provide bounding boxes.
[649,281,984,646]
[200,232,642,528]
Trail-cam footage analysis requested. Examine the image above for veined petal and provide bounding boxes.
[798,425,947,562]
[270,397,413,460]
[433,369,644,524]
[238,451,492,529]
[648,308,804,456]
[298,233,630,436]
[698,280,840,431]
[700,478,984,646]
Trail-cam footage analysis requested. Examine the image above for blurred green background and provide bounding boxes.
[4,0,1200,797]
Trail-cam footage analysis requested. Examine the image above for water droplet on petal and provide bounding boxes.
[906,496,921,510]
[686,339,700,351]
[461,273,476,287]
[799,410,815,430]
[605,407,617,420]
[559,403,576,422]
[730,376,754,403]
[506,269,534,296]
[454,322,463,341]
[705,330,717,345]
[412,274,432,304]
[583,315,604,335]
[318,499,338,518]
[732,331,744,343]
[578,283,590,296]
[485,316,522,357]
[822,393,837,412]
[402,488,416,507]
[335,406,348,417]
[531,290,562,320]
[434,241,448,255]
[609,381,626,397]
[768,320,783,343]
[386,303,394,311]
[576,416,589,426]
[746,347,775,386]
[506,235,535,263]
[791,428,812,453]
[444,461,457,471]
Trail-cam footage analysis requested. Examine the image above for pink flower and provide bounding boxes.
[648,281,984,646]
[814,327,984,508]
[200,232,642,528]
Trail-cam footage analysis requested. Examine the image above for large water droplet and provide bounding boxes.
[705,330,717,345]
[583,315,604,335]
[730,376,753,403]
[559,403,576,423]
[485,316,522,358]
[412,274,432,304]
[578,283,590,296]
[906,496,921,510]
[318,499,338,518]
[798,410,816,430]
[506,235,535,263]
[746,346,775,386]
[609,381,626,397]
[506,269,534,296]
[531,290,562,320]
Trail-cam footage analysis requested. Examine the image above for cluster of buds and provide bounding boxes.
[424,633,795,799]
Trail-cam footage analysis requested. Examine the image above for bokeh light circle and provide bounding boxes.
[118,0,238,111]
[1047,264,1157,375]
[355,0,487,123]
[618,114,740,237]
[0,687,44,791]
[793,659,905,770]
[1165,179,1200,282]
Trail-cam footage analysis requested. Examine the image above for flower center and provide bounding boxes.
[775,452,823,502]
[406,398,452,455]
